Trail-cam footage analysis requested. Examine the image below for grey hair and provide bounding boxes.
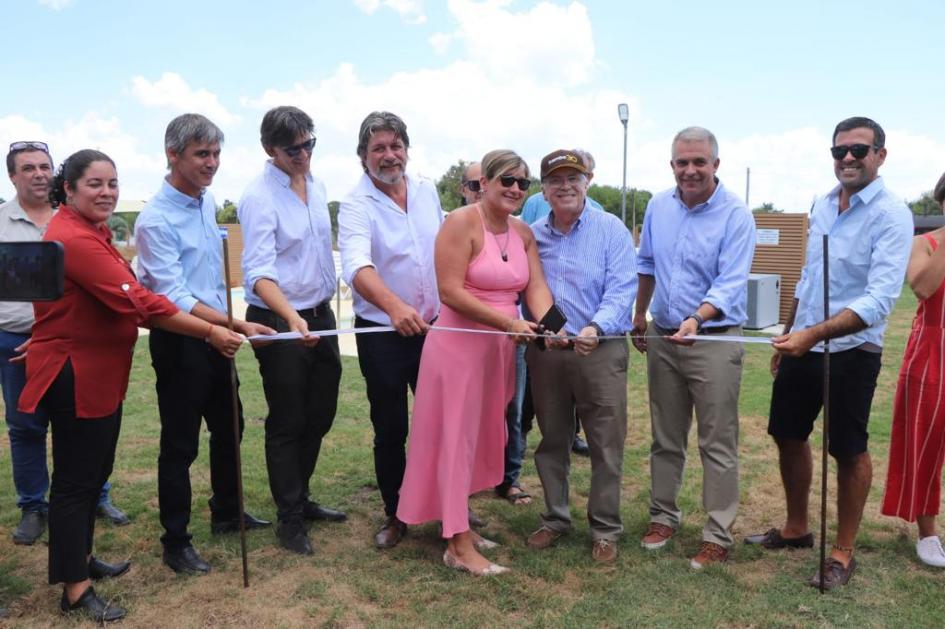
[164,114,224,167]
[572,148,595,173]
[356,111,410,172]
[672,126,719,161]
[463,161,480,181]
[260,106,314,150]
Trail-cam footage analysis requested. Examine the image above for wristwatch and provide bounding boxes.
[589,322,604,337]
[686,313,704,331]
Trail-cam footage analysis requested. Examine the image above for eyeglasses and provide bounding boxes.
[9,141,49,154]
[544,174,586,188]
[830,143,879,160]
[462,180,481,192]
[282,138,316,158]
[498,175,530,191]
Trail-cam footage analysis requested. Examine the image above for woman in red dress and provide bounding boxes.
[882,171,945,567]
[17,150,244,622]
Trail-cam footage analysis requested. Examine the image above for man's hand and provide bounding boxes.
[573,325,600,356]
[290,315,320,347]
[770,352,782,378]
[208,325,245,359]
[388,303,429,337]
[9,338,30,363]
[666,317,698,346]
[630,313,648,353]
[237,320,278,348]
[771,328,818,357]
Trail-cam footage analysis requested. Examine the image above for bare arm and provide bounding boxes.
[907,234,945,301]
[351,267,428,336]
[189,302,276,337]
[150,310,244,357]
[253,278,319,346]
[515,220,554,322]
[630,274,655,352]
[771,307,866,358]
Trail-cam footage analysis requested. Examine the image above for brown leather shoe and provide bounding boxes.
[690,541,729,569]
[808,557,856,590]
[526,526,564,550]
[591,539,618,563]
[641,522,674,549]
[374,516,407,549]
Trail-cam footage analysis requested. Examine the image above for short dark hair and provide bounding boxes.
[356,111,410,171]
[260,106,314,150]
[833,116,885,148]
[933,171,945,206]
[165,113,224,167]
[7,145,53,175]
[49,149,115,207]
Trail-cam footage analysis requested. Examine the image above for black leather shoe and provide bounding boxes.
[744,527,814,550]
[571,436,590,457]
[12,510,45,545]
[96,501,131,526]
[211,512,272,534]
[374,516,407,549]
[60,586,126,622]
[277,521,314,555]
[303,502,347,522]
[88,557,131,581]
[162,546,211,575]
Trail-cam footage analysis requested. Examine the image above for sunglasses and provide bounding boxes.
[830,143,879,160]
[498,174,530,191]
[282,138,316,158]
[462,180,481,192]
[9,141,49,154]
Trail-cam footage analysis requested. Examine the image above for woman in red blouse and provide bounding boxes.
[17,149,244,623]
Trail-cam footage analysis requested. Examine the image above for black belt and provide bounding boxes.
[298,301,331,318]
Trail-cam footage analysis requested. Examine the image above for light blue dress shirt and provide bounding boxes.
[135,179,226,314]
[530,206,637,335]
[637,181,756,329]
[520,191,603,224]
[338,173,442,325]
[792,177,913,353]
[238,161,336,310]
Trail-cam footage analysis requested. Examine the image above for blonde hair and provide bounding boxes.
[481,149,529,180]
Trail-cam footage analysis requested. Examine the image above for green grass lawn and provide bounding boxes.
[1,287,944,627]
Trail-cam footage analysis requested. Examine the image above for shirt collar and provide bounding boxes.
[546,201,589,235]
[673,178,724,212]
[828,176,885,208]
[159,177,203,209]
[355,171,416,207]
[264,160,313,188]
[60,204,112,241]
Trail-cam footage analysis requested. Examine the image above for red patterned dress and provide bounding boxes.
[883,233,945,521]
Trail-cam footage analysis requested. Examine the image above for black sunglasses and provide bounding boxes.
[462,180,481,192]
[9,141,49,154]
[282,138,316,158]
[830,143,879,160]
[498,175,530,191]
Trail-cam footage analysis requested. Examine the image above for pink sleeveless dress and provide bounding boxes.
[396,207,529,538]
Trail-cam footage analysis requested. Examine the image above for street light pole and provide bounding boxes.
[617,103,629,235]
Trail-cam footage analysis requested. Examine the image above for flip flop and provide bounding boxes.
[500,485,532,506]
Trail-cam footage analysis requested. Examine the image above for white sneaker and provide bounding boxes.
[916,536,945,567]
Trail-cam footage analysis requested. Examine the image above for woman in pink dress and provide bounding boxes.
[397,149,555,575]
[882,171,945,567]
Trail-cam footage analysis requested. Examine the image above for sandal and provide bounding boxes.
[499,485,532,506]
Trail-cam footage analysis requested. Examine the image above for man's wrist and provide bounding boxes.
[588,322,604,337]
[686,312,704,330]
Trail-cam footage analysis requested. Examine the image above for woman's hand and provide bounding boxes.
[506,319,538,345]
[208,325,245,358]
[9,338,30,363]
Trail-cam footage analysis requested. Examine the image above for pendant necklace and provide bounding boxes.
[493,229,510,262]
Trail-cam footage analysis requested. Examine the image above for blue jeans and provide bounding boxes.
[1,330,111,512]
[499,345,527,492]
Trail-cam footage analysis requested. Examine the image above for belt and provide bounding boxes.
[298,301,331,318]
[653,324,734,336]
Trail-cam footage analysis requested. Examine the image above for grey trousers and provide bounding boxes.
[527,340,629,541]
[645,326,743,547]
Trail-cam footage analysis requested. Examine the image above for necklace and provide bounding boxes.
[493,229,510,262]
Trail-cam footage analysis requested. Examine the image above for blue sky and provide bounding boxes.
[3,0,943,211]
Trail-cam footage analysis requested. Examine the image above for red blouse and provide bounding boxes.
[18,206,178,418]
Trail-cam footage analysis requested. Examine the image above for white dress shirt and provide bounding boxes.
[238,161,336,310]
[338,172,442,324]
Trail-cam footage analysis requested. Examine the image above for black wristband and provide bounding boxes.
[687,313,704,330]
[589,322,604,337]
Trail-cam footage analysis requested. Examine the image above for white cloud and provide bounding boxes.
[428,32,453,55]
[37,0,75,9]
[353,0,426,24]
[130,72,239,126]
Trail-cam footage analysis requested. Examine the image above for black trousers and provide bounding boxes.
[150,329,244,550]
[44,361,121,584]
[247,303,341,522]
[354,316,425,516]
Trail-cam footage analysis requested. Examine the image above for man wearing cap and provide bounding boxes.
[1,141,129,547]
[524,149,637,563]
[631,126,755,569]
[338,111,442,548]
[136,114,274,574]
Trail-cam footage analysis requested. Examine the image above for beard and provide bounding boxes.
[370,162,405,185]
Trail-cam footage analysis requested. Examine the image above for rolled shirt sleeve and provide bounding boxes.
[338,195,375,286]
[702,209,757,318]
